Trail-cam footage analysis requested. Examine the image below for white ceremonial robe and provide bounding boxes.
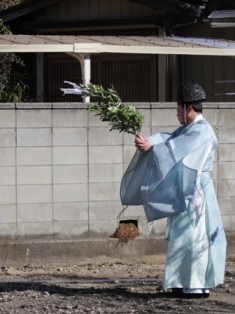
[120,116,227,289]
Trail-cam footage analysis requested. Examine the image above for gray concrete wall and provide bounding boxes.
[0,102,234,265]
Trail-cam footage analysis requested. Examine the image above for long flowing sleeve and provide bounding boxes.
[120,120,216,222]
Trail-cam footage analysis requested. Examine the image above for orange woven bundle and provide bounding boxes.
[112,222,139,244]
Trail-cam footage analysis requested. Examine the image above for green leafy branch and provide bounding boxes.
[81,83,144,135]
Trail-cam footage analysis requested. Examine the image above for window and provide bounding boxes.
[45,53,157,102]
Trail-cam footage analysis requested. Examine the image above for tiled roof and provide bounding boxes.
[208,9,235,20]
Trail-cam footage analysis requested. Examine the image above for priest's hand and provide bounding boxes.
[135,134,151,152]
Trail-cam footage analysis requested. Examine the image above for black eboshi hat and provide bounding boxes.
[177,83,206,105]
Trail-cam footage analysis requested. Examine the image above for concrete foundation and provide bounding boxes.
[0,232,234,267]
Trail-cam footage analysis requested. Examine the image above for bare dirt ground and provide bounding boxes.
[0,258,234,314]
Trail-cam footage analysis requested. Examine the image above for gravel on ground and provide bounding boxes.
[0,258,234,313]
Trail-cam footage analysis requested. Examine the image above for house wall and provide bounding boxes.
[0,102,234,241]
[32,0,235,103]
[175,4,235,103]
[170,54,235,104]
[39,0,159,21]
[41,0,235,100]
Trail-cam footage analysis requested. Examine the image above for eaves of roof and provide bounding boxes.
[0,0,62,22]
[1,35,235,56]
[22,17,164,33]
[207,8,235,28]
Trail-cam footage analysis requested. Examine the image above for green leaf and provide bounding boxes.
[83,83,144,134]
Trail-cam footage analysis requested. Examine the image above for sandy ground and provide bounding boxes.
[0,259,234,314]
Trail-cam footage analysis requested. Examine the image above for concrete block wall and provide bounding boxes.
[0,102,234,241]
[217,105,235,231]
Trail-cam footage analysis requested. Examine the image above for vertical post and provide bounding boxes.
[158,55,166,101]
[36,53,44,101]
[84,55,91,103]
[158,28,166,101]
